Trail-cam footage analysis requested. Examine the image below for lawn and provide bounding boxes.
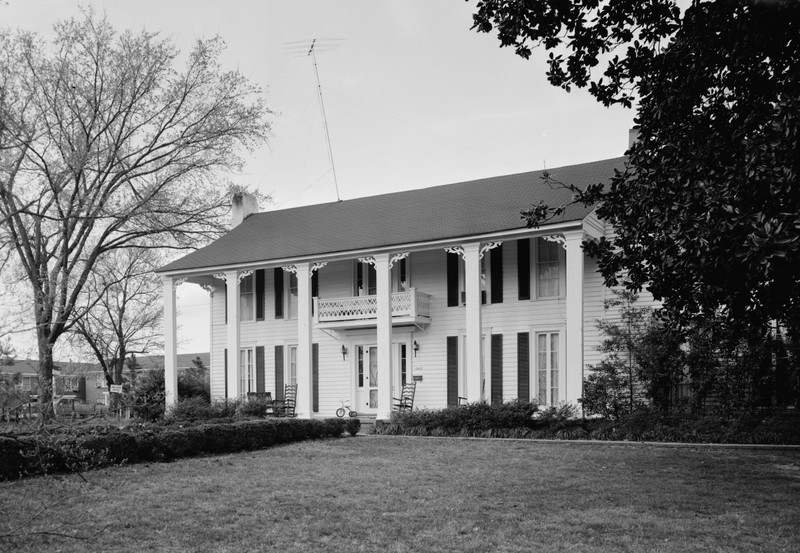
[1,436,798,552]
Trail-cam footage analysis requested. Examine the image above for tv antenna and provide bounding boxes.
[283,38,344,202]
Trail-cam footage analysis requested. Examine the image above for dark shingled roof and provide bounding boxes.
[159,157,624,273]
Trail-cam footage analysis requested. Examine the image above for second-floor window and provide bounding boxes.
[240,274,255,321]
[536,239,562,298]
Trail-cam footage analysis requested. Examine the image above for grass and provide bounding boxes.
[1,436,799,552]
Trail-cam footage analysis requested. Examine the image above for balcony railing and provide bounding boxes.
[315,288,431,325]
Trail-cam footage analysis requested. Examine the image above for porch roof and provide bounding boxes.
[158,156,625,274]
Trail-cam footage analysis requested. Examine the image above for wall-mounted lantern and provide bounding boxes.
[413,340,419,357]
[341,344,348,361]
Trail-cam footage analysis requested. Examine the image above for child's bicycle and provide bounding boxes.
[336,399,358,418]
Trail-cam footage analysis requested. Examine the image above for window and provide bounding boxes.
[536,238,563,298]
[355,261,377,296]
[20,376,38,392]
[64,376,81,392]
[95,374,106,388]
[240,273,255,321]
[458,256,488,305]
[239,348,255,395]
[536,332,559,405]
[393,258,409,292]
[287,273,298,319]
[287,345,297,386]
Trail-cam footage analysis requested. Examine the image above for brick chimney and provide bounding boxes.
[628,126,640,149]
[231,192,259,227]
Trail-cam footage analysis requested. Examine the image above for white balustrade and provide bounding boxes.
[316,288,431,323]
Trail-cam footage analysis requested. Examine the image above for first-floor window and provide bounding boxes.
[536,332,559,405]
[239,348,255,395]
[287,345,297,386]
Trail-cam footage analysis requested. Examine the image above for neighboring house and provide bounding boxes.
[157,153,650,420]
[84,353,210,406]
[0,359,93,414]
[0,354,209,414]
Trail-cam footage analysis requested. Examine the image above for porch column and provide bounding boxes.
[225,270,240,399]
[564,231,584,405]
[464,242,483,403]
[375,253,393,420]
[162,276,178,409]
[295,263,313,419]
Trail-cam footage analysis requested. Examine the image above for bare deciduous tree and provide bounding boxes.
[0,13,271,415]
[68,248,163,412]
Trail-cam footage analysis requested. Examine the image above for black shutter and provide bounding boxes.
[224,349,229,398]
[447,336,459,406]
[274,268,284,319]
[256,269,266,321]
[491,244,503,304]
[447,252,460,307]
[311,271,319,316]
[224,282,228,323]
[517,239,530,300]
[312,343,319,413]
[274,345,284,400]
[256,346,265,393]
[491,334,503,404]
[517,332,530,400]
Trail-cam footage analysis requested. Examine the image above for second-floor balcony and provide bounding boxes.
[314,288,431,329]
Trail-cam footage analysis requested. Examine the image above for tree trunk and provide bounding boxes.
[36,332,56,420]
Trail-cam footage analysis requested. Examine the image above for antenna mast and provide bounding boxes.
[307,39,341,202]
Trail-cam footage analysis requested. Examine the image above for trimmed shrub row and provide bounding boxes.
[0,417,345,481]
[377,402,800,445]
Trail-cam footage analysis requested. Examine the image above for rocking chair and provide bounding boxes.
[273,384,297,417]
[393,381,416,413]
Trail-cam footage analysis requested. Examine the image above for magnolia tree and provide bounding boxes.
[0,14,271,414]
[471,0,800,338]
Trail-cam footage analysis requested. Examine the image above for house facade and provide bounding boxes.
[157,157,631,420]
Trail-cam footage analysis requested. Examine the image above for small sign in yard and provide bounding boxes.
[110,384,123,393]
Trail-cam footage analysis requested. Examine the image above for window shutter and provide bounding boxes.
[447,252,460,307]
[256,346,265,393]
[311,271,319,316]
[491,334,503,404]
[447,336,459,406]
[274,268,284,319]
[224,348,229,398]
[224,283,228,323]
[517,332,530,400]
[256,269,266,321]
[517,239,530,300]
[312,343,319,413]
[274,345,284,400]
[491,244,503,304]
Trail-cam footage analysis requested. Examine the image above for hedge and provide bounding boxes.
[377,403,800,445]
[0,417,346,481]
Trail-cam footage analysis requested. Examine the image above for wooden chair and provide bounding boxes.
[273,384,297,417]
[393,381,416,413]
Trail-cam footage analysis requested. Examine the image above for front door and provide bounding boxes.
[356,345,379,413]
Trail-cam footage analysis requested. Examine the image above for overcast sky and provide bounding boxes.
[3,0,634,356]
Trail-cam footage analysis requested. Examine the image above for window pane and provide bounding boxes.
[288,274,298,319]
[289,346,297,386]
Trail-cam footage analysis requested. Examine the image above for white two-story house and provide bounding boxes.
[157,156,628,420]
